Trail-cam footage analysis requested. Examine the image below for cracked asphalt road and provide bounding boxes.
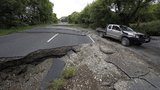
[103,35,160,73]
[97,34,160,90]
[0,26,92,58]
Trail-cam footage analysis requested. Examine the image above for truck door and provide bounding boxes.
[106,25,113,37]
[111,26,122,40]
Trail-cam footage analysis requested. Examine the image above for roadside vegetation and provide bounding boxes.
[48,67,77,90]
[131,20,160,36]
[67,0,160,36]
[0,24,48,36]
[0,0,58,29]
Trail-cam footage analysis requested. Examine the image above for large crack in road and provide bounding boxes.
[0,45,82,90]
[0,26,93,90]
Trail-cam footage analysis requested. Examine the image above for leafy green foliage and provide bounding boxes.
[131,20,160,36]
[52,13,58,23]
[134,3,160,23]
[0,0,58,28]
[149,3,160,20]
[68,12,80,24]
[68,0,159,29]
[86,0,113,28]
[108,0,154,25]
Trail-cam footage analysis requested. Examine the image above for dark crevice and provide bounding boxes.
[0,46,74,71]
[138,78,159,89]
[105,61,159,89]
[105,61,131,79]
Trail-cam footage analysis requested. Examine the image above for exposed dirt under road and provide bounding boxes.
[0,46,74,90]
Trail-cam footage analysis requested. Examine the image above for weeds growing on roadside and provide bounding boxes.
[48,67,77,90]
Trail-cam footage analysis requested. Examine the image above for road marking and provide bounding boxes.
[88,35,95,43]
[47,33,59,43]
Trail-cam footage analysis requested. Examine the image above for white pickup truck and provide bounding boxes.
[97,24,150,46]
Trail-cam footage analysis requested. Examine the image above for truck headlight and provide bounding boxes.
[135,35,139,38]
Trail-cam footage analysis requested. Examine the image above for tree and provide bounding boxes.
[78,4,92,26]
[88,0,113,28]
[0,0,57,28]
[51,13,58,23]
[150,3,160,20]
[108,0,154,26]
[0,0,27,28]
[69,0,156,28]
[68,12,80,24]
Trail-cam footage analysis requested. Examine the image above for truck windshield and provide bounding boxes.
[120,26,133,32]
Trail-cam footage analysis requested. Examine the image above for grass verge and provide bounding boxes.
[48,67,76,90]
[0,24,48,36]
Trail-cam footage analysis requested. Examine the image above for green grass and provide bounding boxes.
[0,24,48,36]
[61,67,76,79]
[48,67,77,90]
[48,79,65,90]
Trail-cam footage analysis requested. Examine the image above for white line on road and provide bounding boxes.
[47,33,59,43]
[88,35,95,43]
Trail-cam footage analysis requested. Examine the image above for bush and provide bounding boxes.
[131,21,160,36]
[61,67,76,79]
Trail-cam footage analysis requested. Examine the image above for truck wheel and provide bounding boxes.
[121,37,130,46]
[99,32,104,37]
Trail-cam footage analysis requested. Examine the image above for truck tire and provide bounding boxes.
[99,32,104,37]
[121,37,130,46]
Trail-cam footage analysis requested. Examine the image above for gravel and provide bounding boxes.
[0,58,53,90]
[62,28,160,90]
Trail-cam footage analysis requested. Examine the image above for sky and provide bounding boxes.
[50,0,94,18]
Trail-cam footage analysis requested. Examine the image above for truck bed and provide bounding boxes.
[96,28,106,33]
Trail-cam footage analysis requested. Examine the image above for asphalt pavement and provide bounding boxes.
[40,58,65,90]
[130,37,160,72]
[0,27,93,58]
